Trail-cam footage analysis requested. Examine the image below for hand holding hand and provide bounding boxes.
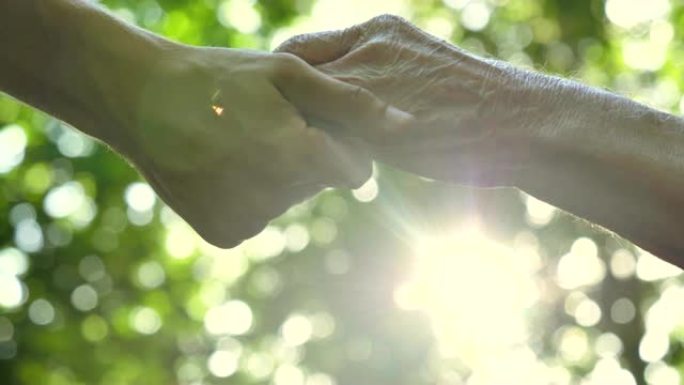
[280,15,684,260]
[277,15,563,187]
[122,45,412,247]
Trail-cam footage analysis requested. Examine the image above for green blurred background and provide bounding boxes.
[2,0,684,384]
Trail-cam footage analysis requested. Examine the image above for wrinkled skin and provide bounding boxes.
[278,14,684,261]
[277,15,562,186]
[129,46,411,247]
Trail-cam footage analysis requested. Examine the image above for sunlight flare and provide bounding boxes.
[395,226,546,382]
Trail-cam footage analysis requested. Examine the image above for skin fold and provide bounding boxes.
[277,14,684,264]
[0,0,413,247]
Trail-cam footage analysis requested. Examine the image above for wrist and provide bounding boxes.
[508,73,653,189]
[81,29,179,155]
[469,60,570,186]
[39,0,182,160]
[90,36,181,160]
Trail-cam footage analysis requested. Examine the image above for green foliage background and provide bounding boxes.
[1,0,684,384]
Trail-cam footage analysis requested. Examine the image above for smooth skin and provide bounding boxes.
[0,1,413,247]
[278,15,684,264]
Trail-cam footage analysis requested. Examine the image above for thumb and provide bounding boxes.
[274,27,360,65]
[271,54,414,139]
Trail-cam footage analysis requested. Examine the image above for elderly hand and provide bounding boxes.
[278,15,684,261]
[277,15,564,187]
[126,45,412,247]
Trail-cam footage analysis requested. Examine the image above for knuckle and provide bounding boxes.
[270,52,306,78]
[275,33,311,53]
[361,40,386,52]
[366,14,417,37]
[348,85,371,101]
[303,127,328,150]
[348,85,387,114]
[286,115,308,131]
[370,14,408,27]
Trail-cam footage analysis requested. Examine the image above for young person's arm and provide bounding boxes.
[0,1,412,247]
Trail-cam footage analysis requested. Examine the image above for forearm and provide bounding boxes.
[0,0,173,157]
[517,78,684,263]
[275,15,684,260]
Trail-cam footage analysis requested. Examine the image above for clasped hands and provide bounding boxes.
[133,15,557,247]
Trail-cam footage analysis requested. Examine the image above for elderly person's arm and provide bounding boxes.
[0,1,412,247]
[278,15,684,263]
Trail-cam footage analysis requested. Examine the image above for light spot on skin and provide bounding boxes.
[212,105,225,116]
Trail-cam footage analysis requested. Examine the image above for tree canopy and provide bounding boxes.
[1,0,684,384]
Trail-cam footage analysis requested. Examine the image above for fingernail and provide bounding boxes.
[385,106,414,131]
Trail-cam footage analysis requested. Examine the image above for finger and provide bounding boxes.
[303,127,373,189]
[270,54,415,139]
[274,27,361,65]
